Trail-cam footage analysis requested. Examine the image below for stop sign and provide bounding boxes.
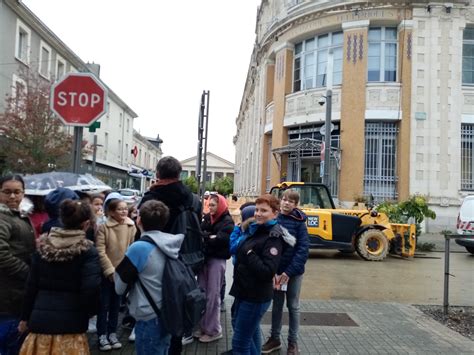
[50,72,107,126]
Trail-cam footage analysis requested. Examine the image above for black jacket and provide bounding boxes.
[139,181,200,233]
[229,223,283,303]
[201,212,234,260]
[20,229,101,334]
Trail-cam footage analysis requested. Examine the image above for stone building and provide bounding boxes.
[234,0,474,230]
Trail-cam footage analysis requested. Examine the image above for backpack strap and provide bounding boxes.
[137,235,162,318]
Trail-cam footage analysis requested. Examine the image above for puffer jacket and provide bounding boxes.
[277,208,309,277]
[20,228,101,334]
[96,216,136,277]
[201,211,234,260]
[0,203,35,317]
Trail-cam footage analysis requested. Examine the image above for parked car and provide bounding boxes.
[455,195,474,254]
[118,188,141,205]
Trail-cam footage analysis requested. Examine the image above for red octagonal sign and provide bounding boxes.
[50,72,108,126]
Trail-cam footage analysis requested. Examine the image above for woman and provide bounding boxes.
[229,194,285,355]
[0,175,35,355]
[196,194,234,343]
[18,199,101,355]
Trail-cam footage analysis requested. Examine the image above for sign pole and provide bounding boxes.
[91,134,98,175]
[72,127,83,173]
[323,49,333,189]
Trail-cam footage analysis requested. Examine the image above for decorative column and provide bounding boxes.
[339,20,369,201]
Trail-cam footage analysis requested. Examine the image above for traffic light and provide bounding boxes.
[88,121,101,132]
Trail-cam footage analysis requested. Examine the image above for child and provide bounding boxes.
[115,200,185,355]
[95,199,136,351]
[18,199,101,354]
[91,194,106,225]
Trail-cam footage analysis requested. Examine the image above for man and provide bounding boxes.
[262,189,309,355]
[139,156,201,354]
[115,200,184,354]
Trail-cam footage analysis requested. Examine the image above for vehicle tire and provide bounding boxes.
[356,229,389,261]
[466,246,474,255]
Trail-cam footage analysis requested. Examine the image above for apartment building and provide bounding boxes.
[235,0,474,230]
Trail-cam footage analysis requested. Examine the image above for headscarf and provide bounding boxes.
[210,194,228,225]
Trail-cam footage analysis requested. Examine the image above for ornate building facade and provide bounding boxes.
[234,0,474,231]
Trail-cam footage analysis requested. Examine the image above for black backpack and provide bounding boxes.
[169,194,205,274]
[138,236,206,337]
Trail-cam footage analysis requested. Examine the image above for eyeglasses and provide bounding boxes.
[0,190,24,196]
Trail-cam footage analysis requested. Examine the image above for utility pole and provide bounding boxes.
[196,90,210,198]
[323,49,333,189]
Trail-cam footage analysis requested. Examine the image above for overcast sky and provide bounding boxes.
[22,0,260,163]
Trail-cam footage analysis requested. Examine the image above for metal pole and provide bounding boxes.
[72,126,83,173]
[443,235,451,315]
[196,92,205,196]
[201,91,210,197]
[92,134,98,176]
[323,50,333,188]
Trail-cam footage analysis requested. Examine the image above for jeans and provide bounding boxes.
[97,277,120,336]
[231,299,270,355]
[270,274,303,343]
[0,316,24,355]
[198,258,226,335]
[135,317,171,355]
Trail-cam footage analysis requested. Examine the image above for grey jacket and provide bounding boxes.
[115,230,184,321]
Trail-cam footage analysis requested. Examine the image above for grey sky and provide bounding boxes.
[23,0,260,163]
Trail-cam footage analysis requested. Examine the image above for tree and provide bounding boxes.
[0,68,84,174]
[212,176,234,196]
[183,175,199,193]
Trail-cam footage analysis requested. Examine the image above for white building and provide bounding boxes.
[235,0,474,231]
[180,152,234,185]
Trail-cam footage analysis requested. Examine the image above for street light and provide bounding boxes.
[320,49,333,189]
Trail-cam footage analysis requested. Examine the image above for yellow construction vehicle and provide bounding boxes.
[270,182,416,261]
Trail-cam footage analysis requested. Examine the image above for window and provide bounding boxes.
[126,118,130,132]
[119,112,123,127]
[368,27,397,82]
[39,41,51,79]
[293,31,343,92]
[56,55,66,80]
[461,124,474,190]
[125,144,129,163]
[463,28,474,84]
[104,133,109,158]
[215,172,224,180]
[364,122,398,200]
[180,171,189,180]
[106,101,110,118]
[15,20,31,64]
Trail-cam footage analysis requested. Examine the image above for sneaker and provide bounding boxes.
[261,337,281,354]
[87,317,97,333]
[108,333,122,350]
[193,329,203,338]
[182,334,194,345]
[98,335,112,351]
[199,333,223,343]
[128,327,135,342]
[287,341,299,355]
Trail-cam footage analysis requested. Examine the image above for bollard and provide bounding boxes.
[443,234,450,315]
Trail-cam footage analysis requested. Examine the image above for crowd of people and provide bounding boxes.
[0,155,309,355]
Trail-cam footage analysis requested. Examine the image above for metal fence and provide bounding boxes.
[461,124,474,190]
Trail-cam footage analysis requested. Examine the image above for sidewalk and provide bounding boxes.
[418,232,466,253]
[89,299,473,354]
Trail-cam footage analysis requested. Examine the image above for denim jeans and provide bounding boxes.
[0,316,24,355]
[270,274,303,343]
[97,277,120,336]
[135,317,171,355]
[231,299,270,355]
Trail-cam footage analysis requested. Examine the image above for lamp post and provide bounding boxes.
[322,49,333,189]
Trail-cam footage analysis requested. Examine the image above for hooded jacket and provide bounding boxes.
[42,187,79,233]
[277,208,309,277]
[20,228,101,334]
[0,203,36,317]
[114,230,185,321]
[139,181,199,233]
[201,194,234,260]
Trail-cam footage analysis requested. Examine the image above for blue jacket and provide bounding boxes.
[277,208,309,277]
